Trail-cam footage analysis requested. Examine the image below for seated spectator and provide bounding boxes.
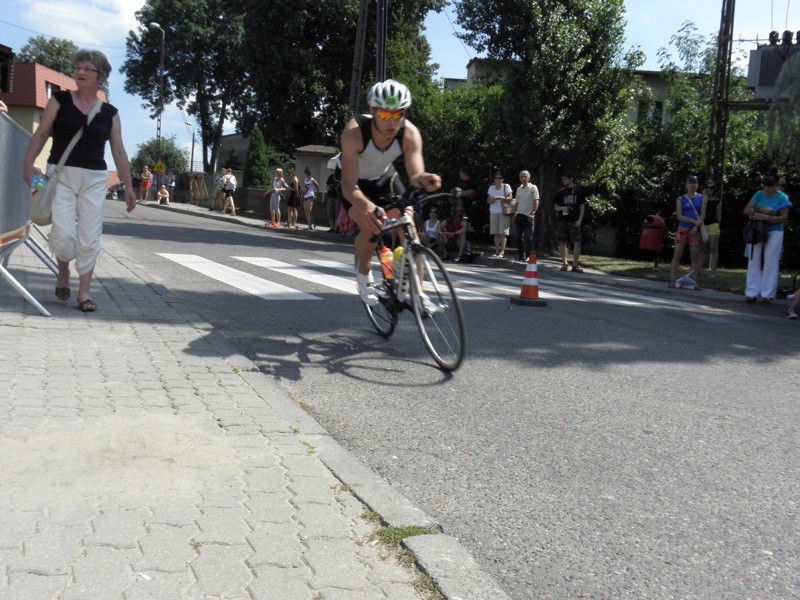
[157,184,170,205]
[436,214,468,261]
[419,208,441,250]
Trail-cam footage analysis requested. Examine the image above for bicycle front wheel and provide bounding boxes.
[408,246,466,371]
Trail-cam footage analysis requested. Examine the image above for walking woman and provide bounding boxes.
[743,174,791,303]
[302,167,320,230]
[22,49,136,312]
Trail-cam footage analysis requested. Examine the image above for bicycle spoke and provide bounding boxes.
[409,246,466,371]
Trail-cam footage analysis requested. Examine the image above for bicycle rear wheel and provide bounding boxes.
[408,246,466,371]
[364,277,398,337]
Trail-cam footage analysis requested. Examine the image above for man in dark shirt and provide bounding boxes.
[553,173,586,273]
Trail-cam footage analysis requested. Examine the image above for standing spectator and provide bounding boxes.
[285,168,301,229]
[210,171,225,211]
[157,184,170,205]
[267,168,287,227]
[325,170,340,232]
[132,173,141,201]
[668,175,706,288]
[702,180,722,273]
[22,49,136,313]
[743,174,791,303]
[486,170,512,258]
[451,166,477,220]
[221,168,237,215]
[436,212,468,261]
[513,170,540,262]
[190,174,204,204]
[554,173,586,272]
[139,165,153,202]
[302,167,320,230]
[167,171,176,202]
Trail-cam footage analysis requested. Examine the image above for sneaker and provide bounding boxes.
[787,294,796,302]
[760,297,772,305]
[745,296,756,303]
[571,265,584,273]
[788,307,799,320]
[420,293,444,316]
[357,274,379,306]
[559,265,568,271]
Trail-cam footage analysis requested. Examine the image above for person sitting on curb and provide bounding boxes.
[157,184,170,205]
[419,208,441,251]
[436,213,468,261]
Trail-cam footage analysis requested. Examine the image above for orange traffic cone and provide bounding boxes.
[510,251,548,306]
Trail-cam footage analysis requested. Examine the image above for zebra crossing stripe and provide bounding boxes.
[233,257,357,295]
[157,254,321,301]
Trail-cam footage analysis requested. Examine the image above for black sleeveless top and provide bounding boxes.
[47,91,118,170]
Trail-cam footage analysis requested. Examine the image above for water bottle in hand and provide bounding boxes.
[31,173,48,192]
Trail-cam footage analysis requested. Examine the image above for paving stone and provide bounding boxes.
[244,467,288,493]
[189,543,252,598]
[247,564,314,599]
[289,474,341,505]
[305,538,371,590]
[147,502,201,527]
[194,507,251,544]
[296,503,353,540]
[60,546,141,599]
[124,569,196,600]
[0,572,70,600]
[245,522,305,568]
[244,492,296,524]
[86,507,147,549]
[11,524,86,576]
[133,524,198,572]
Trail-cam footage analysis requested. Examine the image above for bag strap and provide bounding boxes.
[685,194,701,220]
[54,99,103,171]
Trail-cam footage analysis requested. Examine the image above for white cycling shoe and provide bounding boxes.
[420,293,443,316]
[357,273,379,306]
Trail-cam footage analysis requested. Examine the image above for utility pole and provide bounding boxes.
[348,0,369,115]
[706,0,735,196]
[375,0,388,81]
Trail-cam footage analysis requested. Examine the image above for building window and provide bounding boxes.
[46,82,61,98]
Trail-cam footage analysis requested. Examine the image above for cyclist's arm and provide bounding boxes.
[401,121,441,192]
[340,118,384,235]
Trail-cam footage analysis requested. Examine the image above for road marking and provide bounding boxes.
[158,254,321,301]
[234,256,357,295]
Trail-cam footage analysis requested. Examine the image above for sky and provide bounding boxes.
[1,0,798,169]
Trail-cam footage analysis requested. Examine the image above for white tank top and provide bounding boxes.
[356,115,404,181]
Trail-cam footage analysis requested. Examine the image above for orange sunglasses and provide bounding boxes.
[376,109,406,121]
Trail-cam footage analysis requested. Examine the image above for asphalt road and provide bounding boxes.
[104,203,800,599]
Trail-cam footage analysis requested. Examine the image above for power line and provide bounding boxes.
[441,2,472,62]
[0,18,125,50]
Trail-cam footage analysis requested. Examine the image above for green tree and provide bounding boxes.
[243,125,270,189]
[234,0,444,152]
[132,135,188,174]
[453,0,638,251]
[121,0,245,172]
[18,36,78,75]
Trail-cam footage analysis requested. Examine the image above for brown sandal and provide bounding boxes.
[78,298,97,312]
[668,281,676,288]
[55,286,71,301]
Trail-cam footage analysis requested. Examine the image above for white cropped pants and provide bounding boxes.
[47,165,107,275]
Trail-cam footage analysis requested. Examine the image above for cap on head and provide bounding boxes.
[368,79,412,110]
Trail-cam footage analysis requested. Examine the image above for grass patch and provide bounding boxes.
[376,525,438,546]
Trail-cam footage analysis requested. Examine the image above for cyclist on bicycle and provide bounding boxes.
[340,79,442,306]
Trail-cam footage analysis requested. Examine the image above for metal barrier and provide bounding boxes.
[0,112,52,316]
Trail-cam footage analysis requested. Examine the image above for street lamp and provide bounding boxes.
[149,22,165,161]
[185,121,196,173]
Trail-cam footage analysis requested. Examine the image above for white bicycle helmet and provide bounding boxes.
[367,79,412,110]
